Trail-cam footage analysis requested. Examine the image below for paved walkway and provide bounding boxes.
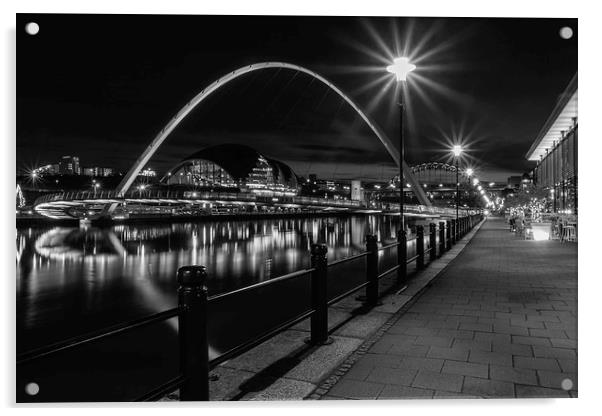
[322,217,577,399]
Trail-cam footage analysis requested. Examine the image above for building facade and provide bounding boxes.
[59,156,80,175]
[526,74,577,214]
[164,144,299,196]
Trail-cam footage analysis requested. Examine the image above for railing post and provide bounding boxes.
[177,265,209,401]
[438,221,446,256]
[310,243,331,345]
[429,223,437,262]
[366,235,379,306]
[454,219,458,241]
[416,225,425,269]
[397,229,407,284]
[446,220,452,251]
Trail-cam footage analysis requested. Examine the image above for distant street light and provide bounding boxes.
[451,145,463,222]
[386,56,417,234]
[465,168,474,177]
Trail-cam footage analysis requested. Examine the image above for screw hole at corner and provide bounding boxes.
[25,22,39,36]
[25,382,40,396]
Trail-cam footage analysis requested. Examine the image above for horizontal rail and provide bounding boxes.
[327,281,370,306]
[208,268,314,302]
[135,375,186,402]
[17,307,181,365]
[378,264,400,280]
[209,309,315,368]
[379,242,399,250]
[424,247,433,253]
[406,254,419,264]
[328,251,368,267]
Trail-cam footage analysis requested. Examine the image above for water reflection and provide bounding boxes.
[17,215,400,352]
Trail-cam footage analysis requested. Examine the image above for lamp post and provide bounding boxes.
[386,57,416,232]
[452,145,463,222]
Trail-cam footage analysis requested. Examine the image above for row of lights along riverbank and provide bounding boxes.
[386,57,492,226]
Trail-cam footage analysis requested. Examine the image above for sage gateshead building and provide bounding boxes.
[163,144,299,196]
[526,73,577,214]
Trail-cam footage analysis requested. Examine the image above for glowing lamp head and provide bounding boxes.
[472,178,479,186]
[386,57,416,82]
[452,145,463,157]
[465,168,474,177]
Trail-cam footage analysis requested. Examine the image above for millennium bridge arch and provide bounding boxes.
[114,62,431,207]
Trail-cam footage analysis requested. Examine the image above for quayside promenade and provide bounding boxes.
[316,216,577,399]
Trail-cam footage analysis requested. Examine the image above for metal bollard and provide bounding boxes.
[439,221,446,256]
[397,229,407,284]
[366,235,379,306]
[446,220,452,251]
[416,225,425,269]
[453,218,457,240]
[310,243,331,345]
[429,223,437,262]
[178,265,210,401]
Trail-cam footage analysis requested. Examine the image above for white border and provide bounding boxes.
[2,2,600,416]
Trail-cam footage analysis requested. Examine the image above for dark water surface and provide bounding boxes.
[16,215,404,352]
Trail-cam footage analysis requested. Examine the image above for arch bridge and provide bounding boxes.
[35,62,433,219]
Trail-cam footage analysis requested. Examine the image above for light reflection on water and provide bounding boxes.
[16,215,400,351]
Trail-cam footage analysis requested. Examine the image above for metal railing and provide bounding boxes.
[17,213,483,402]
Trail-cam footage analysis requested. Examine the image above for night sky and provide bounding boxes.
[16,14,577,182]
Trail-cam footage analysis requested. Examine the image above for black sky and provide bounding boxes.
[16,14,577,182]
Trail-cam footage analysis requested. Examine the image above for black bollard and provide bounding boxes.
[178,265,210,401]
[416,225,425,269]
[429,223,437,262]
[439,221,446,256]
[366,235,379,306]
[397,229,407,284]
[310,243,331,345]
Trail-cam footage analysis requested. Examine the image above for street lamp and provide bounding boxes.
[451,145,463,222]
[465,168,474,177]
[386,56,416,233]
